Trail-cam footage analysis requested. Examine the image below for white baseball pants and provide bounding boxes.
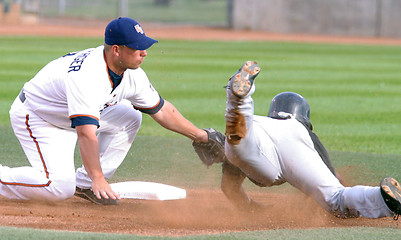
[224,85,392,218]
[0,98,141,201]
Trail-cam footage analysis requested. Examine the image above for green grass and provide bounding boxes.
[2,226,401,240]
[39,0,228,26]
[0,36,401,239]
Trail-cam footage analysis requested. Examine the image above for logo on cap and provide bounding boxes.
[134,24,144,34]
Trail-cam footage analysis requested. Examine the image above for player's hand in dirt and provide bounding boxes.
[91,177,120,200]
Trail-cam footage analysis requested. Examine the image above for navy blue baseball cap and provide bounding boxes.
[105,17,158,50]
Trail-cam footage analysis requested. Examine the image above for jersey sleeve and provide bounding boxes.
[133,96,164,114]
[70,116,100,128]
[63,47,109,128]
[126,68,164,115]
[65,72,103,128]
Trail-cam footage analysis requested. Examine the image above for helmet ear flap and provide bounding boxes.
[268,92,312,130]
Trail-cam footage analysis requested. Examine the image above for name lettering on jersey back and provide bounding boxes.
[68,50,93,73]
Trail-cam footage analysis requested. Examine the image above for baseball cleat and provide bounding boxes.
[380,177,401,220]
[229,61,260,98]
[75,187,119,205]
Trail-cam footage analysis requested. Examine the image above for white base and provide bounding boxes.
[110,181,187,201]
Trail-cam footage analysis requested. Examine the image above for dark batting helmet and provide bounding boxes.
[268,92,313,130]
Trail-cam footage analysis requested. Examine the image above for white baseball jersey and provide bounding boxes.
[1,45,162,201]
[22,45,162,129]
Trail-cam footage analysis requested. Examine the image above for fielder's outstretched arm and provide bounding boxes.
[150,100,208,143]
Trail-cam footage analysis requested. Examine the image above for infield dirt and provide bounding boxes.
[1,189,400,236]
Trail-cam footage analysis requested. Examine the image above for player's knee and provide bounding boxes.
[124,110,142,131]
[108,108,142,134]
[47,179,76,201]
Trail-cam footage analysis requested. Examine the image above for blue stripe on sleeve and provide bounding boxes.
[71,116,100,128]
[134,97,165,115]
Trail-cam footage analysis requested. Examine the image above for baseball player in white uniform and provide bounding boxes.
[0,17,208,205]
[221,61,401,219]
